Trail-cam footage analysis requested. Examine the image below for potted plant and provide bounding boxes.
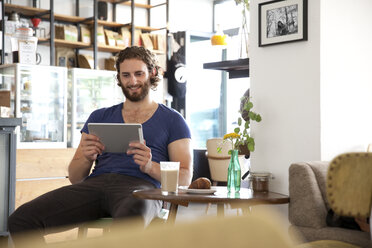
[233,89,262,157]
[217,89,262,157]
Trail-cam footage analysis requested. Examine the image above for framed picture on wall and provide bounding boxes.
[258,0,308,47]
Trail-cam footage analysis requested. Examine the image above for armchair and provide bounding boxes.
[288,159,371,247]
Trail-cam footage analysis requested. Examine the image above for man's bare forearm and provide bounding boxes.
[68,154,94,184]
[167,138,193,186]
[179,166,193,186]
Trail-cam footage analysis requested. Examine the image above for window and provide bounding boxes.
[214,0,242,31]
[186,0,250,149]
[185,39,222,148]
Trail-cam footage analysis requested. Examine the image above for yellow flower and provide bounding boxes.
[220,132,241,153]
[223,133,240,140]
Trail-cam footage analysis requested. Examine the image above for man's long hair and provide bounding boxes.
[115,46,161,90]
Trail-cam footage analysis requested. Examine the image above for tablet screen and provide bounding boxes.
[88,123,144,153]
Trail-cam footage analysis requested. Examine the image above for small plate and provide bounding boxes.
[179,186,216,195]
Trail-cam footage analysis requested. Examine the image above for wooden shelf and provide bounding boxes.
[40,38,165,54]
[5,4,165,33]
[84,20,128,28]
[97,44,124,53]
[95,45,165,54]
[121,1,152,9]
[135,26,166,32]
[55,39,91,49]
[4,4,46,17]
[103,1,166,9]
[39,38,91,49]
[4,4,161,31]
[4,1,165,17]
[203,58,250,79]
[54,13,86,23]
[37,38,49,43]
[5,4,83,23]
[3,2,168,69]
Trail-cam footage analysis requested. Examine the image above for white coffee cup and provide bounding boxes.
[160,161,180,195]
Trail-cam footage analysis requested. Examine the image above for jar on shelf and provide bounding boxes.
[10,26,38,64]
[249,172,273,192]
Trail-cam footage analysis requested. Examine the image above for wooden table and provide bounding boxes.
[133,186,289,225]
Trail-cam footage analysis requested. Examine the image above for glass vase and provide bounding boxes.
[227,149,241,193]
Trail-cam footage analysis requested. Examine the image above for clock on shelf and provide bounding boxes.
[174,64,187,83]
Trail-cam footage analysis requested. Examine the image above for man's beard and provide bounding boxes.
[120,79,150,102]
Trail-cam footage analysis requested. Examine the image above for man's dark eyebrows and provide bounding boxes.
[121,70,144,74]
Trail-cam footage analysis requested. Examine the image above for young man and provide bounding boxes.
[8,46,193,245]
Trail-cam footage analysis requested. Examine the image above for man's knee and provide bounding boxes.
[8,207,27,234]
[8,209,45,247]
[8,203,42,234]
[8,211,19,234]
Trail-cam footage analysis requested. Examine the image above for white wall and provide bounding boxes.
[251,0,372,196]
[250,0,321,195]
[320,0,372,160]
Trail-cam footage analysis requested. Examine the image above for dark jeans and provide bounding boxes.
[8,173,161,245]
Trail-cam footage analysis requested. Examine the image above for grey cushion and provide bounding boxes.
[289,161,329,228]
[307,162,330,210]
[289,225,371,248]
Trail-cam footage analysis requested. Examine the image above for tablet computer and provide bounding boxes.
[88,123,144,153]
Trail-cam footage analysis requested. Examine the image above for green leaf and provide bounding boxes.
[248,143,255,151]
[238,117,242,126]
[256,114,262,122]
[246,101,253,110]
[234,127,240,134]
[217,147,222,153]
[245,121,249,129]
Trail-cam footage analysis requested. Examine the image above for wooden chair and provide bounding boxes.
[77,218,113,238]
[76,208,169,238]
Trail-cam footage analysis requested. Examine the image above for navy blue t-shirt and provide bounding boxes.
[81,103,191,187]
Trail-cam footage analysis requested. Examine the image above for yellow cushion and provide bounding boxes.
[296,240,360,248]
[327,152,372,218]
[15,207,299,248]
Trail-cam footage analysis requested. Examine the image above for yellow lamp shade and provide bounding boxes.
[211,34,227,46]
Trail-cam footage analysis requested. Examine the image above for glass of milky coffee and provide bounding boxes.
[160,161,180,195]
